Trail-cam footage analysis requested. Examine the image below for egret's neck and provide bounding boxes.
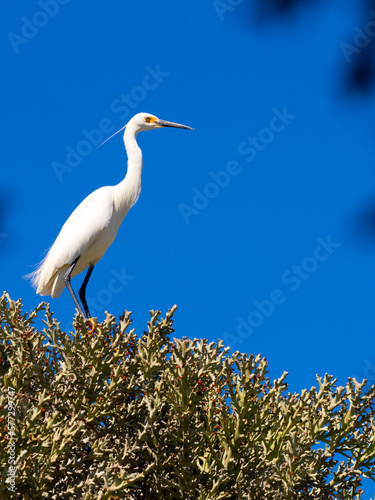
[114,124,143,214]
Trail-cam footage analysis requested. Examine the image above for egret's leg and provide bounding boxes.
[79,265,94,318]
[63,257,86,319]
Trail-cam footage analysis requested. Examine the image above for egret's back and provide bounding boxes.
[28,186,120,298]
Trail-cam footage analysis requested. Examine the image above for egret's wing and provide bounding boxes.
[28,186,115,295]
[51,186,115,268]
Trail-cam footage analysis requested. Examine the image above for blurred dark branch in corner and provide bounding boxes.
[254,0,375,94]
[251,0,375,245]
[346,0,375,93]
[256,0,316,18]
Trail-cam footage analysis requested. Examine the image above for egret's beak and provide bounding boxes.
[155,119,194,130]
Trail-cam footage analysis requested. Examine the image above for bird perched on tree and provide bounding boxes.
[27,112,193,330]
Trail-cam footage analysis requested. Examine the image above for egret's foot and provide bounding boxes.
[85,318,96,334]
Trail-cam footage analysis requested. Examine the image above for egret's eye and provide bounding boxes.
[145,116,157,124]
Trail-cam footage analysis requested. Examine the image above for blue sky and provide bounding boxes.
[2,1,375,493]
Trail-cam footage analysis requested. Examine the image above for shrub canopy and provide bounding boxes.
[0,293,374,499]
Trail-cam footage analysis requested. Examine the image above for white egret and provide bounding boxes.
[27,112,193,329]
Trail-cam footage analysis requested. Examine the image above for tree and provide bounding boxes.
[0,292,374,499]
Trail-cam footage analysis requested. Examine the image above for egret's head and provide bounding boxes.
[129,112,194,132]
[96,112,193,149]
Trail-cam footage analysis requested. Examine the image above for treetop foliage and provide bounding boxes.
[0,292,374,499]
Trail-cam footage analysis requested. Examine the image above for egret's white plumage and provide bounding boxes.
[27,112,193,319]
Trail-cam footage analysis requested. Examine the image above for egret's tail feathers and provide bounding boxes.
[24,256,48,293]
[24,254,67,298]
